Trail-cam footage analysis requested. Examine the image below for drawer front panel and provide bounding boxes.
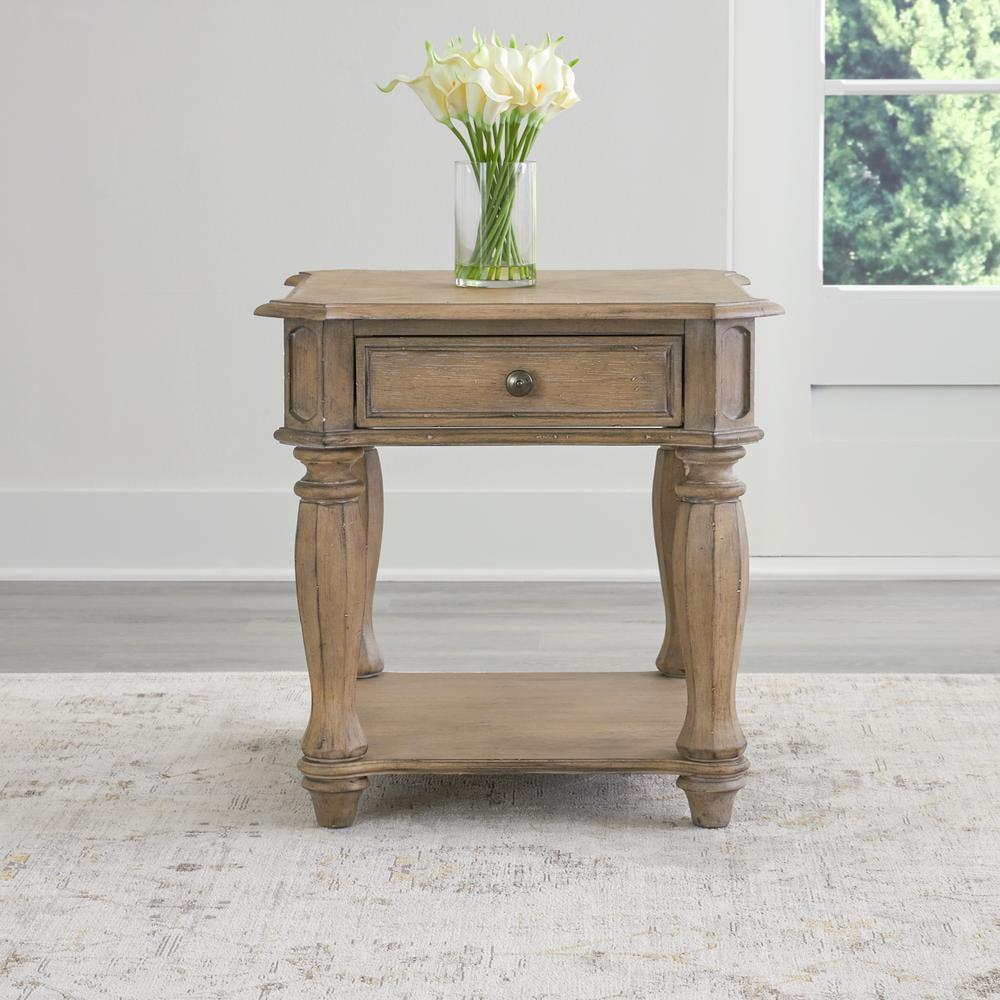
[356,336,683,428]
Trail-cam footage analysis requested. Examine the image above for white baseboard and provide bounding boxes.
[747,557,1000,581]
[5,559,1000,582]
[1,490,998,582]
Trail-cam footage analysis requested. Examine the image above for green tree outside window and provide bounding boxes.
[824,0,1000,285]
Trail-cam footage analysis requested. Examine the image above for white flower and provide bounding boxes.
[378,38,513,126]
[458,66,513,124]
[483,35,580,121]
[488,44,528,104]
[540,61,580,122]
[522,41,566,113]
[377,46,451,123]
[378,30,579,129]
[429,40,513,124]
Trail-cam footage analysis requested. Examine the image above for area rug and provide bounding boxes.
[1,672,998,1000]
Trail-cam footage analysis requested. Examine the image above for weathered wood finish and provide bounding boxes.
[682,319,757,434]
[669,446,751,828]
[356,335,682,428]
[274,425,763,448]
[298,770,369,829]
[284,319,354,434]
[256,269,783,322]
[308,672,748,782]
[356,318,686,337]
[358,448,383,678]
[292,447,370,824]
[293,446,368,760]
[653,447,685,677]
[672,447,749,763]
[677,774,745,829]
[258,270,781,830]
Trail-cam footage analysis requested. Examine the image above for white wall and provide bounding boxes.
[0,0,734,579]
[3,1,994,579]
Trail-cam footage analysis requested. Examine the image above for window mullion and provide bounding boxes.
[825,79,1000,96]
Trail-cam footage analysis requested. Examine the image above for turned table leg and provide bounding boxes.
[652,446,685,676]
[671,446,749,828]
[358,447,384,679]
[293,446,370,828]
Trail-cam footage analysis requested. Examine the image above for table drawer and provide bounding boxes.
[355,336,683,428]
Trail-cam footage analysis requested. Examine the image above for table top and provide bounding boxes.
[255,269,783,322]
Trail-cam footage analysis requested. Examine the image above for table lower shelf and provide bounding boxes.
[303,671,747,780]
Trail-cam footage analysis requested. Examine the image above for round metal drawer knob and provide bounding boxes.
[505,370,534,397]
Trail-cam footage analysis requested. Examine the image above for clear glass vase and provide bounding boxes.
[454,161,536,287]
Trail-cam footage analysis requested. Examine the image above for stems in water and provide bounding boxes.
[455,113,538,284]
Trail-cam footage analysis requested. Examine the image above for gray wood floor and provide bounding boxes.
[1,581,997,673]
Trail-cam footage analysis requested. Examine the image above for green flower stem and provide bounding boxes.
[447,123,476,167]
[455,112,540,283]
[476,126,539,253]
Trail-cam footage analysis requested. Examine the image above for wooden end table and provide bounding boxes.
[255,270,782,829]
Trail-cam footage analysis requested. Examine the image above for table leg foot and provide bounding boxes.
[677,774,744,829]
[303,775,369,829]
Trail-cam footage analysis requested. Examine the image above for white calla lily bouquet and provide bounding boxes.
[379,30,580,286]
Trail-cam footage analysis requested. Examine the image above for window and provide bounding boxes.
[823,0,1000,285]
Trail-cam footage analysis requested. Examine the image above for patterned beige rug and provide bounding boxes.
[2,672,998,1000]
